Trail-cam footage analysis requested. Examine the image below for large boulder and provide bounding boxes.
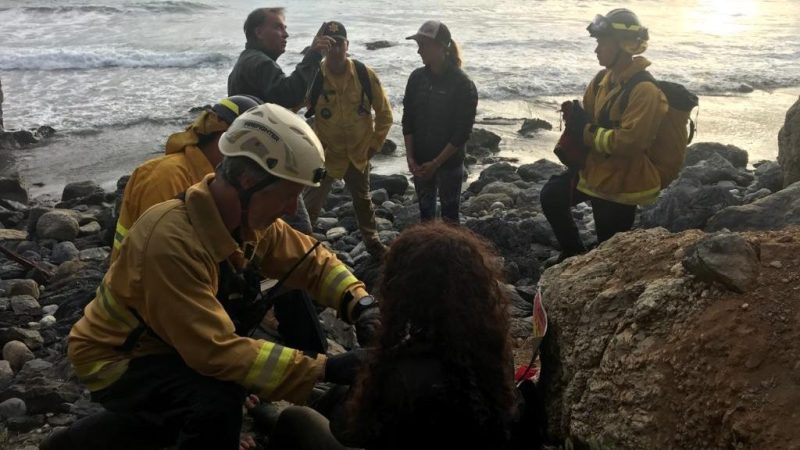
[539,227,800,449]
[682,232,760,293]
[61,180,105,203]
[706,181,800,232]
[640,178,740,232]
[465,128,501,157]
[749,160,784,193]
[778,96,800,187]
[370,174,408,198]
[36,210,80,241]
[518,118,553,136]
[517,159,564,183]
[684,142,748,169]
[467,162,521,194]
[679,152,752,186]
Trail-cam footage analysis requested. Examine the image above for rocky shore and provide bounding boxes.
[0,96,799,448]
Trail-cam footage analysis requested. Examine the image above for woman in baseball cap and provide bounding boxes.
[401,20,477,223]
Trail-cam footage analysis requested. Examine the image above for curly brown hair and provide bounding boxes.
[343,221,516,446]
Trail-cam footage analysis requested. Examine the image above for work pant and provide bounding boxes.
[304,163,380,245]
[540,170,637,255]
[413,163,464,223]
[61,354,246,450]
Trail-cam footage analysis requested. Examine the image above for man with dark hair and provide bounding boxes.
[228,7,333,108]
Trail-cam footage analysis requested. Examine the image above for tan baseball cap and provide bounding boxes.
[406,20,452,47]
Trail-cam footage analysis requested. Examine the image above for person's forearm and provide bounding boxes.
[404,134,415,162]
[432,143,458,167]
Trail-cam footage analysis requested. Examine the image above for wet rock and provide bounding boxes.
[706,181,800,232]
[370,188,389,205]
[684,142,748,169]
[517,159,564,183]
[0,126,56,150]
[518,118,553,136]
[466,128,501,157]
[463,193,514,216]
[314,217,339,232]
[3,340,35,372]
[36,211,80,242]
[778,97,800,187]
[1,375,81,414]
[0,398,27,419]
[7,279,40,299]
[0,327,44,351]
[0,360,12,386]
[78,247,109,261]
[370,174,408,198]
[50,241,80,264]
[680,153,753,186]
[393,203,420,231]
[10,295,41,315]
[365,40,394,50]
[683,232,759,293]
[380,138,397,155]
[640,178,740,232]
[750,160,783,193]
[326,227,347,241]
[7,414,45,432]
[0,176,29,205]
[61,181,104,203]
[78,221,102,236]
[467,162,521,194]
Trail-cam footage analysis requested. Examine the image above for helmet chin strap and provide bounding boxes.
[234,176,279,242]
[609,46,623,68]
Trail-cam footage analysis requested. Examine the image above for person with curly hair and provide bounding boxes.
[264,221,518,450]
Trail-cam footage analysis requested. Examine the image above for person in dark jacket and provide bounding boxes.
[228,8,333,109]
[402,20,478,223]
[263,222,517,450]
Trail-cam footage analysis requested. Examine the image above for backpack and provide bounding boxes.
[305,59,373,118]
[592,69,699,188]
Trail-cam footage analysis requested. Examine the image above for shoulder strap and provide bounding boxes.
[304,67,325,118]
[618,70,657,116]
[353,59,373,107]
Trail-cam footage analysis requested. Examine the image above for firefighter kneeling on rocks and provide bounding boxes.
[41,104,380,450]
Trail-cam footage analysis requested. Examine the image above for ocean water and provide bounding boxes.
[1,0,799,196]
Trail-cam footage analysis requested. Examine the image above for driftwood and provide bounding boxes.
[0,244,53,282]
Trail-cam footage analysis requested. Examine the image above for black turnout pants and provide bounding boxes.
[540,170,637,255]
[66,354,246,450]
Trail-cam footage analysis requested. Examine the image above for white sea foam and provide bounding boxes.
[0,48,230,71]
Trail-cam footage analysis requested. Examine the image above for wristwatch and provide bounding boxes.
[351,295,378,321]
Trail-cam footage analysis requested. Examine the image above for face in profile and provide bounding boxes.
[256,12,289,57]
[415,36,444,67]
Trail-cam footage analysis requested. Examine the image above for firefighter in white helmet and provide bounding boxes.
[43,104,379,450]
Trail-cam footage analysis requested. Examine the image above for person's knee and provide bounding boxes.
[540,179,565,214]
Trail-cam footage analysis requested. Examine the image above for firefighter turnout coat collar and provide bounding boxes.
[69,174,367,404]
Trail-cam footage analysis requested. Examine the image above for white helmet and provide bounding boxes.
[219,103,326,187]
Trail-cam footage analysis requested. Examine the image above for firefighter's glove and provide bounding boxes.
[325,349,370,385]
[565,100,590,142]
[354,303,381,347]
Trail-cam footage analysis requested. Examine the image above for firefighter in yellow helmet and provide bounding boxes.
[541,8,668,262]
[43,104,379,450]
[110,95,261,262]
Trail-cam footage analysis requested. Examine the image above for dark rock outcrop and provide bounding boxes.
[778,96,800,187]
[706,181,800,232]
[465,128,501,157]
[684,142,748,169]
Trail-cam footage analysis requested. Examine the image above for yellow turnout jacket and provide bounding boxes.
[579,57,668,205]
[70,174,367,403]
[311,59,393,179]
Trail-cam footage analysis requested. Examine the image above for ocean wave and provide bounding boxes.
[0,48,231,71]
[4,1,215,15]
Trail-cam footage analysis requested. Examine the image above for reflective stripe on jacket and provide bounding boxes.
[579,57,668,205]
[311,59,393,179]
[110,145,213,262]
[70,174,367,403]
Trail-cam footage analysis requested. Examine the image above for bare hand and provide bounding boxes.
[239,434,256,450]
[407,158,421,176]
[417,161,439,180]
[243,394,259,410]
[311,22,334,56]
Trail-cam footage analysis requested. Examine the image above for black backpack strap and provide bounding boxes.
[618,70,657,118]
[352,59,373,109]
[304,65,326,118]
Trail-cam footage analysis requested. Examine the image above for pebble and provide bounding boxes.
[741,303,749,310]
[769,260,783,269]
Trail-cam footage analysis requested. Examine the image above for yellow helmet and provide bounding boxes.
[587,8,649,55]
